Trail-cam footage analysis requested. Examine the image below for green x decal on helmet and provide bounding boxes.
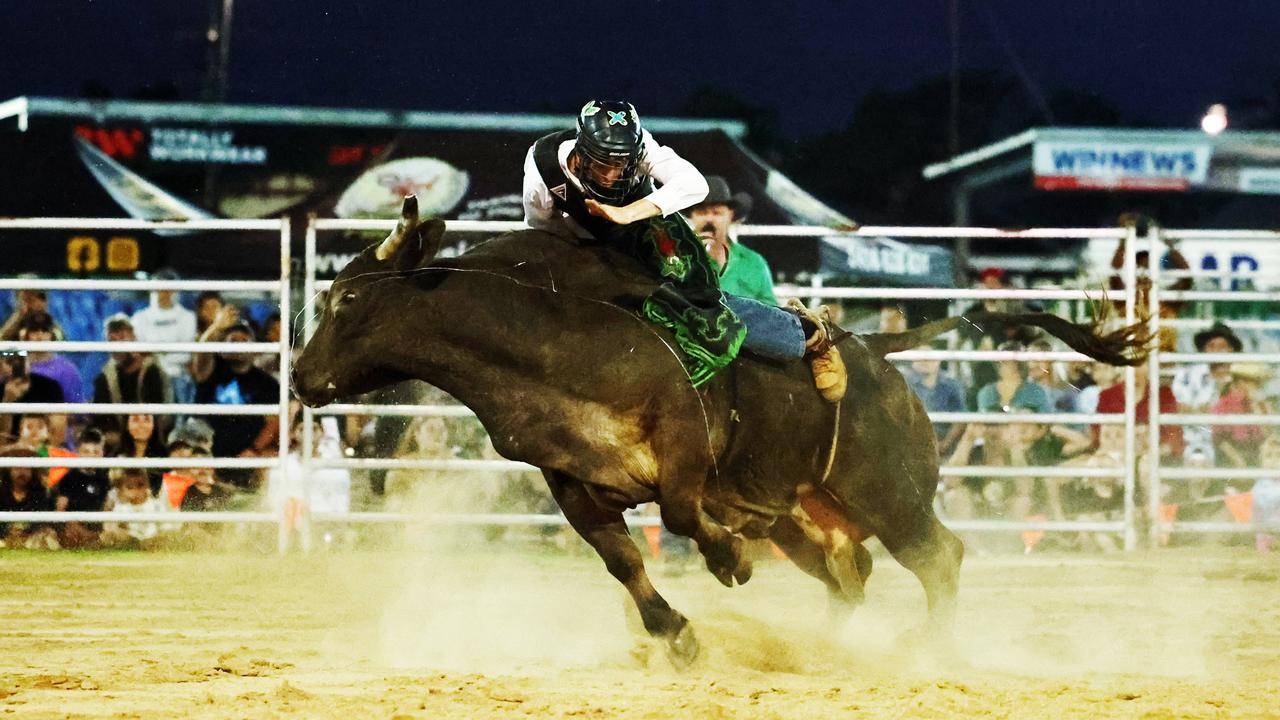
[574,99,645,204]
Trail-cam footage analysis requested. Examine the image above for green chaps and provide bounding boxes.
[606,215,746,387]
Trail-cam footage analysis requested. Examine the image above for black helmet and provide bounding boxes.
[573,100,645,203]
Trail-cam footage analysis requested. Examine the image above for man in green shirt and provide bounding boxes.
[685,176,778,305]
[683,176,844,397]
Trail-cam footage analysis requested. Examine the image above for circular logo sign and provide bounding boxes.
[334,157,470,219]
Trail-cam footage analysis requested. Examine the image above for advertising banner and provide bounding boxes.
[0,98,950,284]
[1033,140,1212,191]
[1085,237,1280,291]
[1029,128,1280,197]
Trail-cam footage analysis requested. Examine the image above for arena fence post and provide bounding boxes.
[1146,224,1165,550]
[299,213,318,551]
[1122,223,1140,551]
[276,216,300,554]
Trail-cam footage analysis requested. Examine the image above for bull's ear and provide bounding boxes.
[393,217,447,272]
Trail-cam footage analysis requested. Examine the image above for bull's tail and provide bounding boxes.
[860,308,1150,367]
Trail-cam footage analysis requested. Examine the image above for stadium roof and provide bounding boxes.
[0,96,747,137]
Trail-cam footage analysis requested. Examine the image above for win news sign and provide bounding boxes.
[1033,138,1213,191]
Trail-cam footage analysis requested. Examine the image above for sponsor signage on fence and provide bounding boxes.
[820,235,954,287]
[1033,140,1212,191]
[1086,237,1280,291]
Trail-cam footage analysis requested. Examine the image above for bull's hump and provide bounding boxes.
[457,230,652,300]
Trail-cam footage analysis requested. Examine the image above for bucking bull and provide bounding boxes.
[292,198,1147,667]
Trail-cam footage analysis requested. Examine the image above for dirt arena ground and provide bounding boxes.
[1,540,1277,719]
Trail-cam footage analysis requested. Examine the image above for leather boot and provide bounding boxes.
[787,300,848,403]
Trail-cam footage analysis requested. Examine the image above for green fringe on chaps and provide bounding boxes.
[603,215,746,387]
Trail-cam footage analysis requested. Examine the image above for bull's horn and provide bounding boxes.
[375,195,420,261]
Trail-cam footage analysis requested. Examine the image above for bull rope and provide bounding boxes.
[819,400,841,487]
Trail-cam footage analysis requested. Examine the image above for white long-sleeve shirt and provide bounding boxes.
[522,129,709,239]
[131,299,197,379]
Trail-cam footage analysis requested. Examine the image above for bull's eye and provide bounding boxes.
[339,291,356,306]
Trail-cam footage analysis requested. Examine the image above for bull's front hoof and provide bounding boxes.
[710,567,734,588]
[708,558,753,588]
[703,537,751,588]
[664,623,700,670]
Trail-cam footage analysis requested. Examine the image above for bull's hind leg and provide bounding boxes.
[879,514,964,642]
[770,516,859,622]
[542,470,699,669]
[772,509,874,623]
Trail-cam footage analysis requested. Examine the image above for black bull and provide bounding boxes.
[292,199,1147,667]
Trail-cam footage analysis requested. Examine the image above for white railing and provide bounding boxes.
[0,217,294,545]
[299,221,1159,548]
[5,218,1277,552]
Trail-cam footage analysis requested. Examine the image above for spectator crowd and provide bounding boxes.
[0,274,553,552]
[0,277,296,550]
[884,267,1280,553]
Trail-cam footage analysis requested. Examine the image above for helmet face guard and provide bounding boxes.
[574,100,646,204]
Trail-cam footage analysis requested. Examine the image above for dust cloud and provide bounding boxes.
[3,543,1275,718]
[369,515,1262,689]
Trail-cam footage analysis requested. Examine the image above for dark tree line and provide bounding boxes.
[679,71,1136,227]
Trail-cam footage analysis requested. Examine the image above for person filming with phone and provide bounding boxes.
[0,350,65,443]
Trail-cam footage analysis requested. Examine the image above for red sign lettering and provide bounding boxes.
[74,125,146,160]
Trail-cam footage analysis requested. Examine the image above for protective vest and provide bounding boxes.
[532,129,653,243]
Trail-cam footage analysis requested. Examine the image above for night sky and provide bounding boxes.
[4,1,1277,139]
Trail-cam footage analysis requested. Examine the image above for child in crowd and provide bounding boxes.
[266,416,351,551]
[101,468,166,548]
[16,413,51,454]
[179,463,232,512]
[384,416,458,512]
[54,427,110,547]
[158,419,231,512]
[0,446,58,549]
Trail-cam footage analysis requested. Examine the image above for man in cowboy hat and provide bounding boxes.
[684,176,776,305]
[682,176,845,401]
[1173,322,1244,461]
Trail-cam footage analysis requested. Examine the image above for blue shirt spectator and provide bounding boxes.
[976,342,1052,415]
[904,351,968,455]
[977,381,1051,415]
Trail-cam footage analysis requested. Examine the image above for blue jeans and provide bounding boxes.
[724,295,806,360]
